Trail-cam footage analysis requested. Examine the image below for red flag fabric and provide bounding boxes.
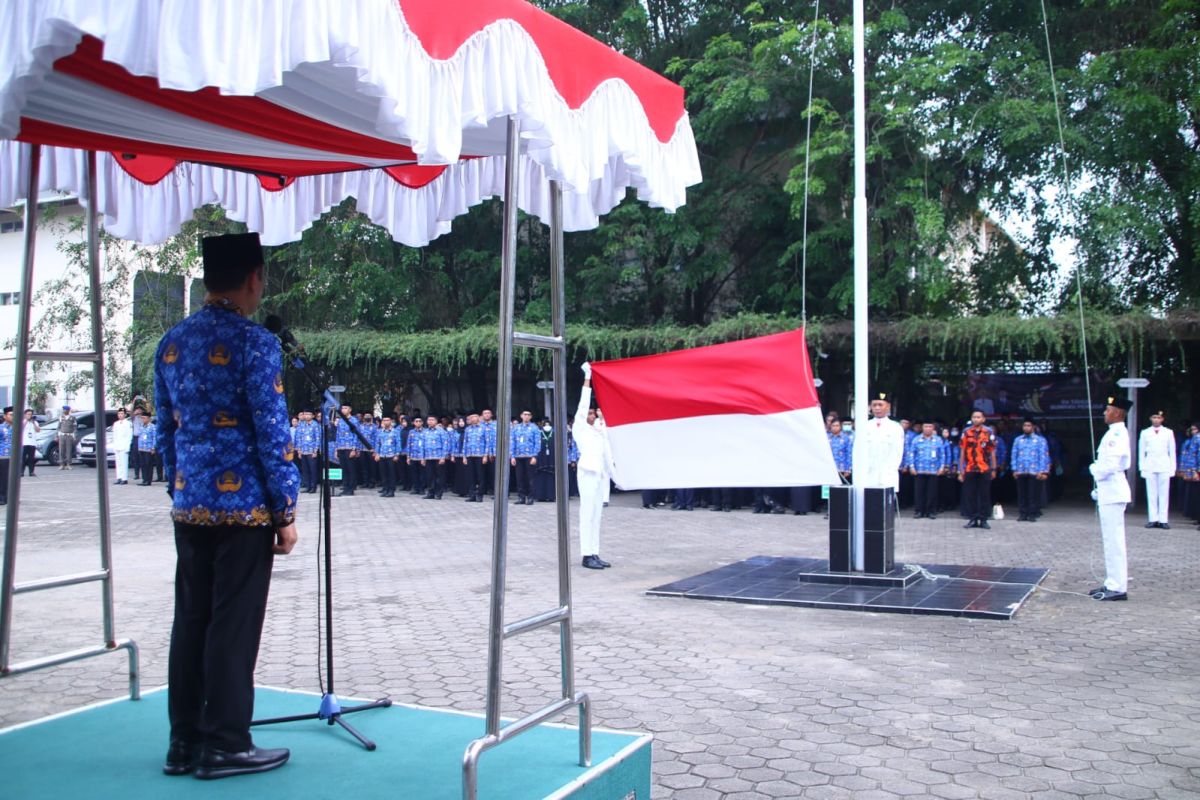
[589,330,839,489]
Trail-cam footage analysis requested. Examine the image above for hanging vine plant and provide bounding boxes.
[292,310,1198,376]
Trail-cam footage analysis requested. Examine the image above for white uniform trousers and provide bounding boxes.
[1143,472,1171,523]
[600,474,610,505]
[115,448,129,482]
[578,468,606,557]
[1098,502,1128,592]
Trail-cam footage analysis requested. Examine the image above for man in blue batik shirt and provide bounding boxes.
[423,415,450,499]
[406,416,428,495]
[481,408,497,497]
[333,404,362,496]
[137,414,159,485]
[510,409,540,505]
[373,416,401,497]
[154,232,297,780]
[461,413,488,502]
[907,421,947,519]
[293,409,321,493]
[827,419,853,483]
[0,407,12,505]
[1010,417,1050,522]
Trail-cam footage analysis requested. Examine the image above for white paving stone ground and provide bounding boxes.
[2,467,1199,799]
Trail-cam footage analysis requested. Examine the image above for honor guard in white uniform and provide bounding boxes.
[1138,411,1175,529]
[852,392,906,491]
[1089,395,1132,601]
[575,363,617,570]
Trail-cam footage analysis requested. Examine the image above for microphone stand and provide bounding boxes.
[251,341,391,750]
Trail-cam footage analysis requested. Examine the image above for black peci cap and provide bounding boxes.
[1105,395,1134,412]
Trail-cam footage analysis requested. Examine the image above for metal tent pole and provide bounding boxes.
[85,152,118,648]
[485,116,522,738]
[0,143,42,670]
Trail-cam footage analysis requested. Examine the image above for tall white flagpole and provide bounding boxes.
[851,0,869,571]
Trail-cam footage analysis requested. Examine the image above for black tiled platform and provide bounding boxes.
[647,555,1049,620]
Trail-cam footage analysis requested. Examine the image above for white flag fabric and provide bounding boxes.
[590,329,838,490]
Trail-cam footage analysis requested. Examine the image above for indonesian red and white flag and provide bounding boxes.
[590,329,839,489]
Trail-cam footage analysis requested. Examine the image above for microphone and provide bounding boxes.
[264,314,302,354]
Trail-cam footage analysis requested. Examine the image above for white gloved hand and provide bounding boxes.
[581,362,592,379]
[1090,489,1098,502]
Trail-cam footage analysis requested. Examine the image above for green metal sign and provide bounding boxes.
[326,468,342,480]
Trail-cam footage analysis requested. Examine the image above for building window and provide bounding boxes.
[0,292,21,306]
[0,219,24,234]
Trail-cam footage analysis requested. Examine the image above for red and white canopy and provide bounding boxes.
[0,0,700,245]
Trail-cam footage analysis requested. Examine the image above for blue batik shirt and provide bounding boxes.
[138,422,157,452]
[828,431,853,472]
[360,422,378,451]
[993,434,1009,472]
[294,419,321,455]
[429,426,453,459]
[450,428,464,457]
[568,431,580,463]
[1010,433,1050,474]
[908,434,947,473]
[335,416,363,451]
[0,421,12,458]
[483,420,497,457]
[407,428,428,460]
[154,303,298,527]
[463,423,488,457]
[375,428,400,458]
[1180,434,1200,478]
[510,422,540,458]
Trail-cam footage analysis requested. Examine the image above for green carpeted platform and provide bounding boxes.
[0,687,651,799]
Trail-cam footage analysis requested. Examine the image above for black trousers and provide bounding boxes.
[409,460,425,493]
[379,457,396,493]
[962,472,992,520]
[0,456,8,503]
[513,457,534,498]
[356,452,372,487]
[424,460,445,496]
[467,456,485,496]
[169,522,274,752]
[130,448,141,480]
[336,450,357,493]
[140,451,160,483]
[299,454,319,490]
[914,474,939,516]
[21,444,36,476]
[1015,474,1041,517]
[483,458,495,495]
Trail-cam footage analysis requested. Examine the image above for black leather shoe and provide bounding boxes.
[336,490,354,496]
[581,555,605,570]
[963,520,976,529]
[193,746,290,780]
[1144,522,1157,528]
[524,497,534,505]
[1091,589,1127,601]
[978,520,991,529]
[1160,522,1171,530]
[594,557,612,568]
[163,740,200,776]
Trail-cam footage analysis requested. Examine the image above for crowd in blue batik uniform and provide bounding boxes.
[281,406,590,504]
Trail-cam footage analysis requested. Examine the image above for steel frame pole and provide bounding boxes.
[1,144,42,670]
[84,152,118,646]
[484,116,522,737]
